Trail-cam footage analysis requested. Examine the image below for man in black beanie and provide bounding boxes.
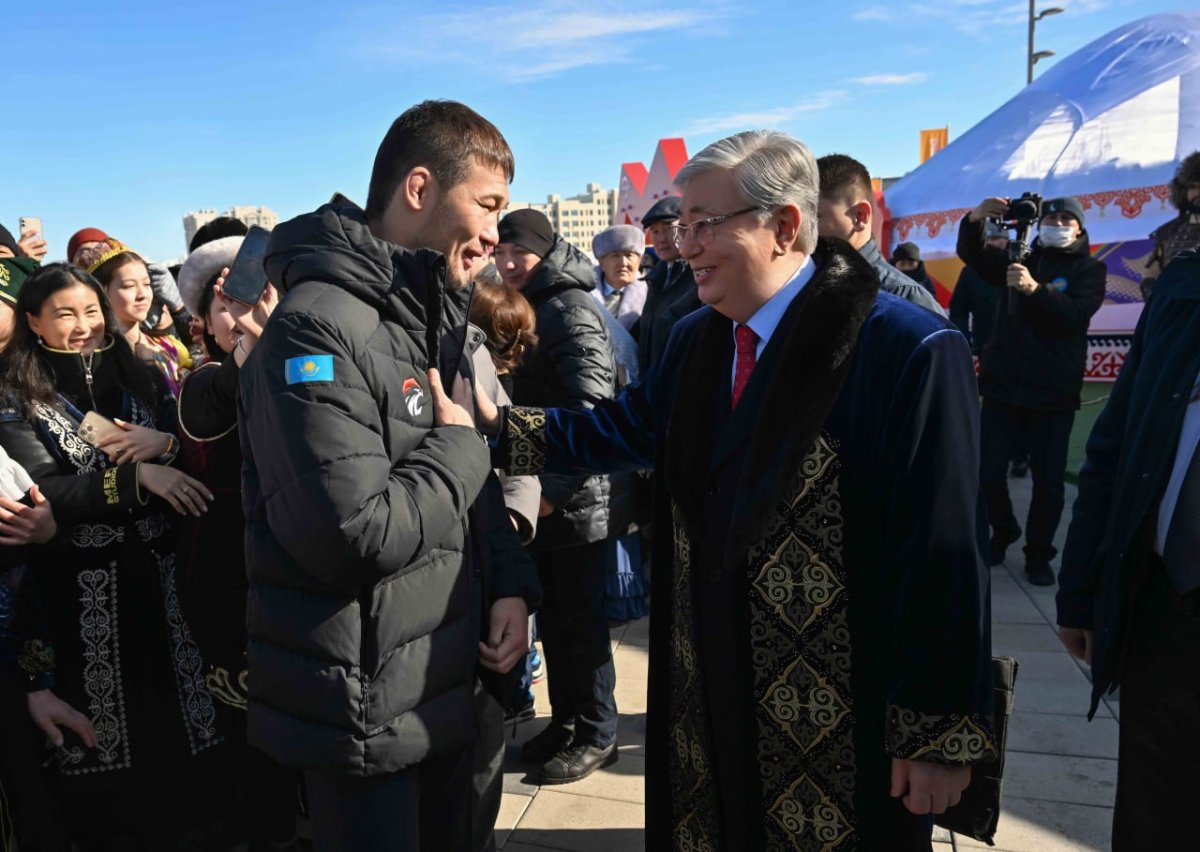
[890,242,936,297]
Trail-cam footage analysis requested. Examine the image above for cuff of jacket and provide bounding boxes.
[1055,595,1093,630]
[502,407,549,476]
[885,705,998,765]
[96,463,144,508]
[18,639,56,692]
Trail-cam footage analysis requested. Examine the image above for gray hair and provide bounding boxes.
[675,130,819,254]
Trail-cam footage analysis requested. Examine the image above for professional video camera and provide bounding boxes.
[989,192,1043,262]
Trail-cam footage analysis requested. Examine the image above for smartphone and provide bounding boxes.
[18,216,42,240]
[78,411,124,448]
[221,226,272,306]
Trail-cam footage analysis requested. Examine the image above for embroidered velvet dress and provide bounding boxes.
[0,340,224,845]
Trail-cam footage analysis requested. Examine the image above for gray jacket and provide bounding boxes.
[860,239,945,316]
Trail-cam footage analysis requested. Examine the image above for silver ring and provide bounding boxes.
[181,486,191,494]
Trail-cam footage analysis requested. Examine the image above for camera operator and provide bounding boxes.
[958,195,1106,586]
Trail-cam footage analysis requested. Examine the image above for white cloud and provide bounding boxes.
[853,72,930,85]
[852,7,895,21]
[365,1,728,83]
[683,90,849,136]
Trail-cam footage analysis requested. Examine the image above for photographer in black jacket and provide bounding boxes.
[958,196,1106,586]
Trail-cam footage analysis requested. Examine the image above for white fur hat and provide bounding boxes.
[177,235,243,316]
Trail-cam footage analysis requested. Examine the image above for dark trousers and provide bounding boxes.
[304,743,474,852]
[979,400,1074,563]
[468,677,506,852]
[0,679,67,852]
[536,538,618,747]
[1112,564,1200,850]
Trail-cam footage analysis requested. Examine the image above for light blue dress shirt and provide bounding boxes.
[730,257,817,389]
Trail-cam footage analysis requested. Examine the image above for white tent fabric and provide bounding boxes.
[885,11,1200,257]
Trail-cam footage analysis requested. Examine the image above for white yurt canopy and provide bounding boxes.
[886,11,1200,257]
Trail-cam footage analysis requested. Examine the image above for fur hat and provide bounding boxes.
[1171,151,1200,212]
[178,235,243,316]
[498,209,554,259]
[642,196,682,228]
[189,216,249,253]
[592,225,645,259]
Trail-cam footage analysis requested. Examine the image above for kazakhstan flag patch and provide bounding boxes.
[285,354,334,385]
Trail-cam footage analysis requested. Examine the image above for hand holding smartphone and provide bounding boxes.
[77,412,125,448]
[220,226,271,306]
[17,217,48,262]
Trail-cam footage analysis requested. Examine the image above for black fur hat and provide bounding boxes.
[1171,151,1200,212]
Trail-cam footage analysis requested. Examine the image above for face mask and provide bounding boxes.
[1039,225,1075,249]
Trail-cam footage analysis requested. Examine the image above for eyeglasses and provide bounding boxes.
[672,206,762,248]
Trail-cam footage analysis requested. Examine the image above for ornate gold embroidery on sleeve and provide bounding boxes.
[103,468,120,505]
[885,705,998,765]
[205,666,249,711]
[507,407,548,475]
[18,639,55,677]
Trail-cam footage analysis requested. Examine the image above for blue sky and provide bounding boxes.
[1,0,1183,261]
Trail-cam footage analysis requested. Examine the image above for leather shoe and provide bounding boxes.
[540,742,617,785]
[521,723,573,763]
[1026,561,1056,587]
[989,528,1021,566]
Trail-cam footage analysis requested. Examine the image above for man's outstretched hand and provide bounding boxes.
[890,758,971,815]
[428,369,475,428]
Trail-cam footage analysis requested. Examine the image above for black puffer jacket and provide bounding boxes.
[637,258,700,373]
[957,215,1107,411]
[512,237,631,550]
[240,198,493,774]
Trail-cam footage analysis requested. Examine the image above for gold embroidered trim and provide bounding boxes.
[102,468,120,505]
[885,705,998,765]
[507,407,547,475]
[205,665,249,711]
[18,639,55,676]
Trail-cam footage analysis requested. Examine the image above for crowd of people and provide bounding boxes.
[0,99,1196,851]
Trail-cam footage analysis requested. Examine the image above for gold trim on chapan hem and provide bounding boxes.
[506,407,548,475]
[885,706,998,765]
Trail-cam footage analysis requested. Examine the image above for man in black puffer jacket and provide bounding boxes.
[239,101,539,852]
[958,195,1106,587]
[495,209,630,785]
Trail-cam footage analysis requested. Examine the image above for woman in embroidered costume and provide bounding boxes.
[173,237,301,849]
[0,264,226,848]
[77,239,193,397]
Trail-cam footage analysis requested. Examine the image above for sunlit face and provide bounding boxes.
[0,302,14,349]
[895,258,919,272]
[646,220,680,263]
[677,168,781,323]
[600,250,641,289]
[104,259,153,329]
[379,158,509,291]
[27,282,106,353]
[70,240,105,265]
[1039,211,1081,239]
[493,243,541,291]
[816,194,870,249]
[0,246,13,259]
[206,291,241,354]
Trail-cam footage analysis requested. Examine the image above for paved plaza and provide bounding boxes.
[496,476,1124,852]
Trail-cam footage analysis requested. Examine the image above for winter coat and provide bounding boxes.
[637,259,700,373]
[1058,249,1200,716]
[949,265,1000,355]
[240,197,496,774]
[512,236,632,550]
[592,267,648,332]
[859,239,945,316]
[957,216,1107,412]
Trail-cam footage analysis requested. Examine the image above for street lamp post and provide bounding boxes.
[1028,1,1065,84]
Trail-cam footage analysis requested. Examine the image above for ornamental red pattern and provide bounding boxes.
[893,184,1171,236]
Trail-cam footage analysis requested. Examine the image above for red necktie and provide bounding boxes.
[732,324,758,410]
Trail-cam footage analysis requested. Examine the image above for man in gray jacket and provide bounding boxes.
[816,153,945,316]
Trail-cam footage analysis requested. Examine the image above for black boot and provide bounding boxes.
[989,527,1022,566]
[520,723,574,763]
[1025,561,1056,587]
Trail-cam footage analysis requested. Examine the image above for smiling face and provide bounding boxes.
[600,250,641,289]
[27,281,106,353]
[378,157,509,291]
[493,243,541,291]
[206,290,241,354]
[677,168,788,323]
[104,259,153,329]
